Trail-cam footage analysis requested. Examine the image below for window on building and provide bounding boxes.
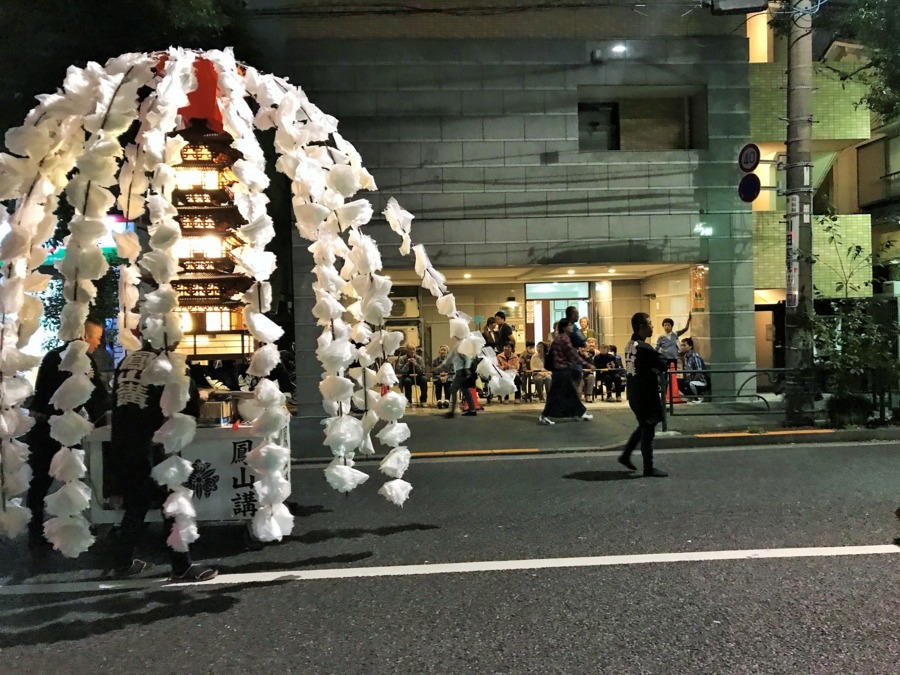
[578,86,708,151]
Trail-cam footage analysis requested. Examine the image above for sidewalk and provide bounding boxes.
[290,396,900,460]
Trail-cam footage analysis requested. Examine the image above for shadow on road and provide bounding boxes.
[563,470,640,482]
[291,523,440,545]
[218,551,374,574]
[285,502,333,518]
[0,581,289,648]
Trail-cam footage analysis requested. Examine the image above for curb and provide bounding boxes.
[291,427,900,465]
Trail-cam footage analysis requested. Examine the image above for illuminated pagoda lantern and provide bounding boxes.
[170,120,254,360]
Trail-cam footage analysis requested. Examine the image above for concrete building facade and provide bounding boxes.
[247,2,758,419]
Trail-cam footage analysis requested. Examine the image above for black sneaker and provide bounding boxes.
[463,410,477,416]
[110,559,153,579]
[617,454,637,471]
[443,411,455,418]
[643,467,668,478]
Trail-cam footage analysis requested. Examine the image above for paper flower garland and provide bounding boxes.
[0,53,158,553]
[0,46,499,553]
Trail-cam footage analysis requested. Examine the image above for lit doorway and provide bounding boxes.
[525,282,590,343]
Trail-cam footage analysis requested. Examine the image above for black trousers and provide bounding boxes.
[111,444,191,572]
[622,400,662,470]
[433,378,451,401]
[402,374,428,403]
[448,371,475,411]
[25,427,58,539]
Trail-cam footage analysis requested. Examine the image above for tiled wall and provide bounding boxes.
[276,36,758,412]
[753,212,873,297]
[750,63,870,143]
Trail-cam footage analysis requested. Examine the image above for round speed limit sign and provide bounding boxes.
[738,143,761,172]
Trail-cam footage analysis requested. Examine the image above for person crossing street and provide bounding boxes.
[619,312,669,477]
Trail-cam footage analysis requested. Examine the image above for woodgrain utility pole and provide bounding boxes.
[784,0,816,425]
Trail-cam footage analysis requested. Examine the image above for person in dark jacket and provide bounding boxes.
[107,343,216,581]
[538,319,594,425]
[494,310,514,352]
[619,312,669,477]
[26,319,110,550]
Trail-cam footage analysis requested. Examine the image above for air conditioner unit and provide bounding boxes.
[391,297,420,318]
[882,281,900,296]
[708,0,768,14]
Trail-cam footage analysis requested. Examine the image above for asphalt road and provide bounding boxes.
[1,442,898,674]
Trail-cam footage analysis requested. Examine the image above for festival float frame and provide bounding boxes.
[0,48,518,558]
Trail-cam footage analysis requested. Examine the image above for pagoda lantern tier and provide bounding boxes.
[171,121,254,361]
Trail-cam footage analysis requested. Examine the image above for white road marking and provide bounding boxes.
[1,544,896,595]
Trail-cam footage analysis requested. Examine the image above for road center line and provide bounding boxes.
[2,544,897,595]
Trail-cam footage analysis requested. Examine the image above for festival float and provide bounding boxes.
[0,48,518,557]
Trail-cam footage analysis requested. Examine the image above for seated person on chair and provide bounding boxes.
[518,341,539,401]
[432,344,454,409]
[529,341,552,402]
[497,342,522,402]
[678,338,708,401]
[594,343,624,402]
[579,339,597,400]
[397,345,428,406]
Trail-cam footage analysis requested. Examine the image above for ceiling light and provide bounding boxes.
[567,269,575,275]
[463,273,472,279]
[611,44,627,54]
[607,267,616,274]
[383,275,391,280]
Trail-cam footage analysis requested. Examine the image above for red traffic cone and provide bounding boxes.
[665,362,684,404]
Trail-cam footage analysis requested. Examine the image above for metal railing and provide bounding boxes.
[659,367,794,431]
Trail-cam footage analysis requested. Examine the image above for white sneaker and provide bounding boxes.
[578,413,594,421]
[538,415,555,425]
[689,398,704,404]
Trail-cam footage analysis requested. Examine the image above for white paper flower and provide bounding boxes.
[251,503,294,541]
[373,391,408,422]
[48,373,92,414]
[376,421,411,448]
[378,479,413,506]
[163,487,197,519]
[0,500,31,539]
[50,448,87,483]
[383,197,415,254]
[58,339,92,375]
[151,455,194,488]
[254,471,291,506]
[324,462,369,493]
[375,361,399,387]
[251,406,289,439]
[323,414,364,456]
[43,515,95,558]
[48,409,93,447]
[151,412,197,455]
[166,514,199,553]
[255,377,287,408]
[379,446,411,479]
[346,231,382,275]
[243,307,285,344]
[436,293,457,317]
[248,343,281,377]
[44,481,91,518]
[245,442,291,475]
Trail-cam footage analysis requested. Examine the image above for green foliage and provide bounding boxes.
[39,259,122,351]
[813,300,897,395]
[810,210,895,299]
[817,0,900,123]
